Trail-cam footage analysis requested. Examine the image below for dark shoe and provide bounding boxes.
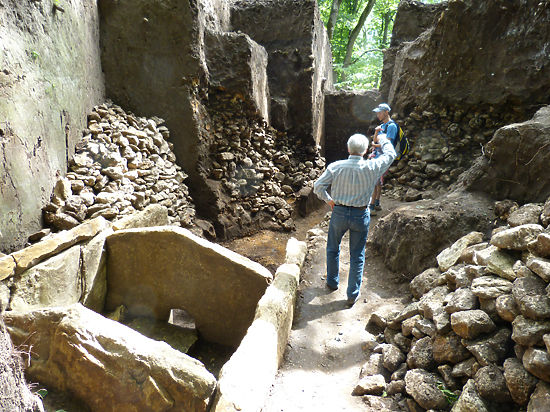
[326,283,338,291]
[374,204,382,211]
[368,205,377,216]
[346,295,360,307]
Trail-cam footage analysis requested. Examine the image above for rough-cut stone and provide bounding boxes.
[394,302,420,323]
[462,328,511,367]
[284,238,308,268]
[512,316,550,347]
[438,364,459,391]
[471,276,513,299]
[437,231,483,272]
[352,374,386,396]
[513,276,550,320]
[404,369,449,411]
[445,265,473,289]
[410,267,445,299]
[360,353,390,382]
[451,310,496,340]
[542,198,550,227]
[415,318,436,337]
[382,344,406,373]
[451,379,490,412]
[386,380,405,396]
[474,364,512,403]
[4,304,216,412]
[433,307,451,334]
[490,224,544,250]
[106,227,272,346]
[407,336,435,371]
[527,257,550,282]
[529,232,550,257]
[0,255,16,281]
[459,243,488,266]
[445,288,478,314]
[503,357,538,406]
[369,191,494,278]
[528,381,550,412]
[496,294,520,323]
[523,347,550,383]
[10,217,109,275]
[9,245,82,311]
[474,245,517,281]
[508,204,544,227]
[433,332,471,364]
[419,285,450,319]
[452,357,480,379]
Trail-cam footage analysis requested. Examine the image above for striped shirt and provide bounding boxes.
[313,137,396,207]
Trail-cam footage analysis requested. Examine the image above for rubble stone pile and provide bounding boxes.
[358,197,550,410]
[384,105,518,201]
[42,102,195,232]
[204,89,326,233]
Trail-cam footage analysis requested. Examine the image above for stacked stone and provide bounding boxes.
[206,90,326,231]
[43,102,195,231]
[357,197,550,411]
[384,105,520,201]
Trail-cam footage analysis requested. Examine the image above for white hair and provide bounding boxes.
[347,133,369,155]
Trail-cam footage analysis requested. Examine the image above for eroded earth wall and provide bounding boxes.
[230,0,333,147]
[0,0,104,252]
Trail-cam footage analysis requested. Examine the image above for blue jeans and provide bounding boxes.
[326,206,370,301]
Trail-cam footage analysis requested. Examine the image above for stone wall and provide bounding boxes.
[0,0,105,252]
[230,0,333,147]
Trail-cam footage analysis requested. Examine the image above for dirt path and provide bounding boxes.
[262,197,411,412]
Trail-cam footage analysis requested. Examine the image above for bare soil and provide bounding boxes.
[258,196,412,411]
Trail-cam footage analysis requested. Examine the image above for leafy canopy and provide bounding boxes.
[318,0,443,90]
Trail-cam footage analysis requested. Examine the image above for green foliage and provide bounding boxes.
[437,383,459,405]
[37,388,48,399]
[318,0,444,90]
[30,50,40,61]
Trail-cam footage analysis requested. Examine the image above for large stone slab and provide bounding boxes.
[4,304,216,412]
[211,262,301,412]
[80,228,113,313]
[9,245,82,311]
[0,255,16,281]
[106,226,272,346]
[111,204,169,231]
[9,217,109,276]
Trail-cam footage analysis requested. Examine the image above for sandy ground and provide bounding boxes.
[262,197,412,412]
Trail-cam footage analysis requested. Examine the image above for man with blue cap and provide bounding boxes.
[369,103,398,214]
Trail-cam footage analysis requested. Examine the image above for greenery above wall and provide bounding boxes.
[318,0,443,90]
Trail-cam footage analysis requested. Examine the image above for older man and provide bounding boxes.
[313,133,396,306]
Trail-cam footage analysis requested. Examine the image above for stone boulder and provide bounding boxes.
[512,276,550,320]
[523,348,550,383]
[451,310,496,340]
[462,327,511,367]
[490,224,544,250]
[527,257,550,282]
[474,364,512,403]
[404,369,450,411]
[437,231,483,272]
[508,204,544,227]
[512,316,550,347]
[4,304,216,412]
[105,226,272,346]
[410,267,445,299]
[473,245,516,281]
[503,357,538,406]
[528,381,550,412]
[451,379,490,412]
[470,276,513,299]
[460,106,550,203]
[369,191,493,278]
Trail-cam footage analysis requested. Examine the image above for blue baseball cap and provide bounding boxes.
[373,103,391,112]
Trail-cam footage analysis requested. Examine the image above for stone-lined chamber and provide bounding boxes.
[1,205,308,410]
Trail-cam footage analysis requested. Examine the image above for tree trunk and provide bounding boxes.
[381,11,392,47]
[327,0,343,41]
[343,0,376,68]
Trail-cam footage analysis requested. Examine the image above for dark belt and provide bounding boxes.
[335,204,367,210]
